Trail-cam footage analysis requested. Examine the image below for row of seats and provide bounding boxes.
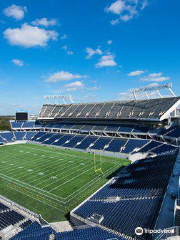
[10,221,123,240]
[43,123,160,135]
[31,131,178,155]
[39,97,179,120]
[11,120,161,135]
[0,131,36,143]
[0,209,24,231]
[74,151,178,239]
[30,131,150,154]
[11,121,42,130]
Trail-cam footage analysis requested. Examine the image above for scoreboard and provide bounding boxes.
[16,112,28,121]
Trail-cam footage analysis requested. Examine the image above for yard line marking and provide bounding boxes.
[49,164,96,192]
[35,160,93,187]
[25,158,88,183]
[43,161,94,190]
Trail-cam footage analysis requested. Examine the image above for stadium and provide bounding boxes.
[0,83,180,240]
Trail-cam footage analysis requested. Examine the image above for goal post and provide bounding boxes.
[93,150,103,174]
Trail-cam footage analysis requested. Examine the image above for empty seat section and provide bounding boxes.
[119,125,134,133]
[31,132,46,141]
[25,131,37,140]
[69,104,87,118]
[75,136,98,149]
[0,132,14,142]
[52,134,74,146]
[43,133,64,144]
[138,141,162,153]
[121,139,149,153]
[78,104,95,118]
[105,138,127,152]
[133,125,150,133]
[90,137,112,150]
[92,125,107,131]
[62,135,85,148]
[14,132,25,140]
[22,121,35,129]
[105,125,120,132]
[11,121,23,129]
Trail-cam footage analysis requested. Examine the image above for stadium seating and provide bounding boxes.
[121,139,149,153]
[39,97,180,120]
[10,222,124,240]
[0,210,25,231]
[24,131,37,140]
[73,151,178,239]
[21,121,35,129]
[3,96,180,240]
[0,132,14,142]
[10,121,23,129]
[29,132,155,154]
[14,131,26,140]
[55,227,124,240]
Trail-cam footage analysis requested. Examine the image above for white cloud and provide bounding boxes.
[62,45,68,51]
[110,19,120,25]
[45,71,86,83]
[32,18,58,27]
[96,54,117,68]
[141,76,170,82]
[106,0,125,15]
[106,0,150,24]
[148,73,162,78]
[67,51,74,55]
[3,4,27,20]
[11,59,24,66]
[140,72,170,82]
[128,70,146,76]
[141,0,149,10]
[117,91,134,100]
[120,14,133,22]
[60,34,68,40]
[85,47,103,59]
[107,40,113,45]
[87,86,101,91]
[62,45,74,55]
[65,81,84,91]
[3,24,58,48]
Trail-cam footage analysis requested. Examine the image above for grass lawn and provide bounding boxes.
[0,144,130,222]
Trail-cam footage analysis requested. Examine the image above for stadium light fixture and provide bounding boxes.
[130,83,176,100]
[44,95,74,104]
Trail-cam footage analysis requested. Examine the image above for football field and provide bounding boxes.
[0,144,130,222]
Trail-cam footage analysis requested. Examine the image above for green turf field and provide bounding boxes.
[0,144,130,222]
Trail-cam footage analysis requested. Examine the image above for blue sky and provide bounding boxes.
[0,0,180,115]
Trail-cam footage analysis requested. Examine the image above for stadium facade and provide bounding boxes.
[0,95,180,239]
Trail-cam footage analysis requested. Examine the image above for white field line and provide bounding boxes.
[1,147,96,176]
[15,156,81,181]
[0,173,65,202]
[22,152,95,183]
[49,164,100,193]
[26,157,88,184]
[40,161,94,189]
[66,164,120,203]
[7,185,65,212]
[0,155,65,176]
[0,162,123,206]
[25,145,98,161]
[1,148,92,178]
[1,148,97,201]
[0,145,124,205]
[0,149,60,172]
[19,144,119,164]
